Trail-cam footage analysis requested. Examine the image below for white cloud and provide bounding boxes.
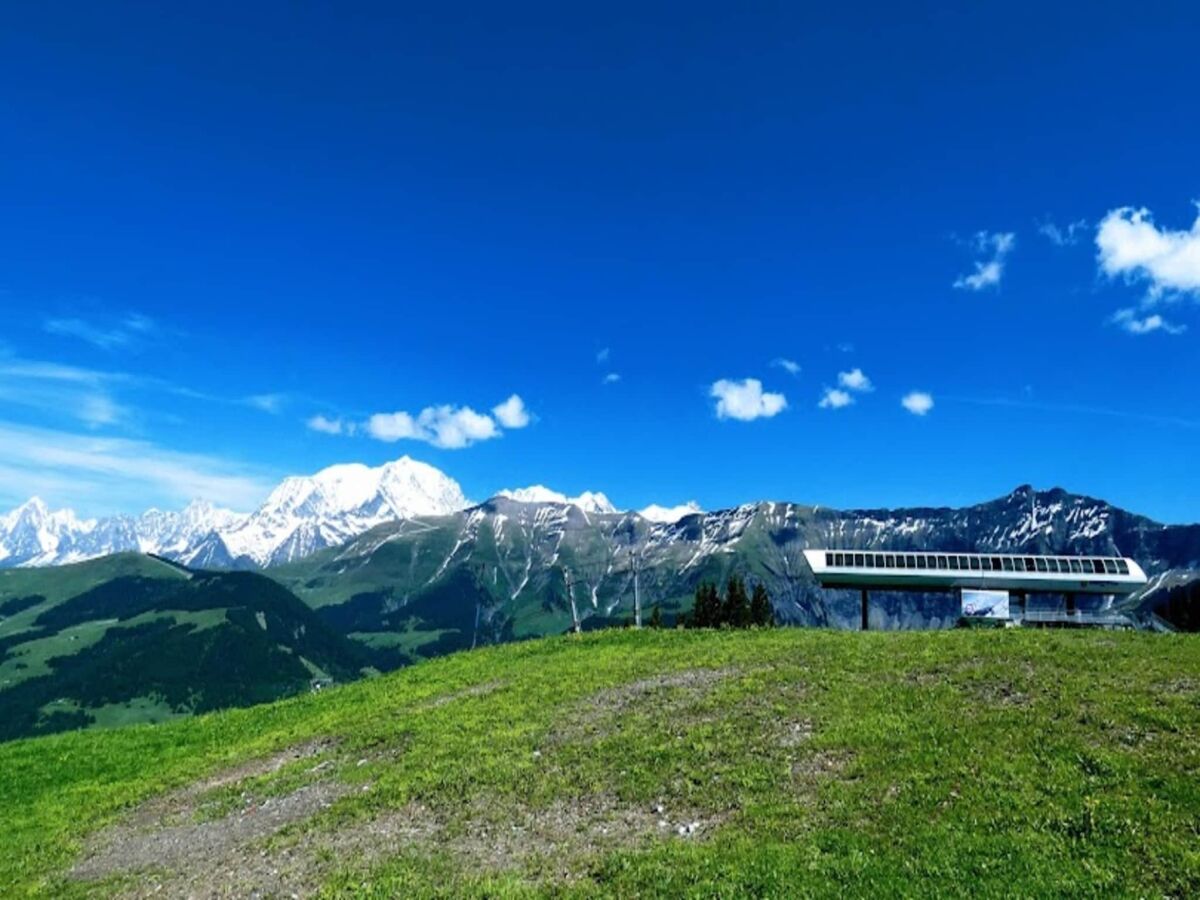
[710,378,787,421]
[43,313,159,350]
[639,501,702,523]
[818,388,853,409]
[901,391,934,416]
[837,368,873,392]
[0,420,272,514]
[772,358,801,376]
[367,404,499,449]
[306,414,349,435]
[1111,308,1186,336]
[1038,218,1088,247]
[954,231,1015,291]
[1097,206,1200,298]
[602,372,621,384]
[492,394,531,429]
[0,357,129,429]
[246,393,286,414]
[596,347,610,363]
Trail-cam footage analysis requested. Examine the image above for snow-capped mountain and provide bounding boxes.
[496,485,617,515]
[184,457,469,567]
[0,456,469,569]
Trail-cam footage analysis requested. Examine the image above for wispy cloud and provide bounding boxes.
[0,420,274,514]
[305,414,353,435]
[43,312,160,351]
[946,395,1200,432]
[602,372,621,385]
[1111,308,1186,336]
[245,393,287,414]
[596,347,610,363]
[772,357,801,376]
[0,357,130,429]
[710,378,787,421]
[901,391,934,416]
[818,387,853,409]
[954,231,1015,291]
[1037,217,1088,247]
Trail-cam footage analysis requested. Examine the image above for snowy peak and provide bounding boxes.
[196,456,469,567]
[0,456,469,570]
[495,485,618,515]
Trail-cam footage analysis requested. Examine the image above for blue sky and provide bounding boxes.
[2,2,1199,522]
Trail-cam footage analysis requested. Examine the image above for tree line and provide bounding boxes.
[682,576,775,628]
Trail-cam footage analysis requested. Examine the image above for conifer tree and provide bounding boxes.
[723,576,751,628]
[649,604,663,629]
[692,582,720,628]
[750,583,774,627]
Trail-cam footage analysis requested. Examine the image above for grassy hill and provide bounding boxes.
[1,628,1198,897]
[0,554,380,740]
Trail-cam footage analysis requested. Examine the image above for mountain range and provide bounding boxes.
[0,458,704,570]
[3,463,1199,741]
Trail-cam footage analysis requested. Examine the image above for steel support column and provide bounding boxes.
[861,588,869,631]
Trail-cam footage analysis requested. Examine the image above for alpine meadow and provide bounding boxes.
[2,3,1200,897]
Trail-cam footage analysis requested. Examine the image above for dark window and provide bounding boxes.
[937,555,948,569]
[916,555,927,568]
[864,553,874,567]
[969,556,981,571]
[1045,558,1058,573]
[905,554,916,568]
[981,557,992,570]
[1002,557,1014,571]
[854,553,864,567]
[1104,559,1118,574]
[1023,557,1035,572]
[1055,558,1068,573]
[1080,559,1093,573]
[1091,559,1105,574]
[885,554,895,567]
[834,552,844,566]
[949,556,960,570]
[826,552,833,566]
[896,555,907,569]
[1069,559,1082,573]
[1035,558,1048,572]
[1014,558,1025,572]
[991,557,1003,570]
[1116,559,1129,575]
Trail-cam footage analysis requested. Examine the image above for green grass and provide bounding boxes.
[1,628,1198,897]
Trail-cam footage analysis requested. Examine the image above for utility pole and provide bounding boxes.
[632,546,642,628]
[563,567,581,634]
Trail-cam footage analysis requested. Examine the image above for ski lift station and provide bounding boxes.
[804,549,1148,629]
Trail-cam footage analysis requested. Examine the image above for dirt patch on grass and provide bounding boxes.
[791,749,851,782]
[545,667,738,745]
[968,680,1031,707]
[68,728,722,897]
[70,738,355,896]
[1154,678,1198,696]
[777,718,814,748]
[419,678,505,710]
[74,789,720,897]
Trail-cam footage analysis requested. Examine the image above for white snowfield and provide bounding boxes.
[0,458,700,569]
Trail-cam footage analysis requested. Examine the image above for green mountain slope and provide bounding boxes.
[1,629,1197,897]
[0,554,376,740]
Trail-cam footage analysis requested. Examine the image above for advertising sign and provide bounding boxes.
[962,589,1009,619]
